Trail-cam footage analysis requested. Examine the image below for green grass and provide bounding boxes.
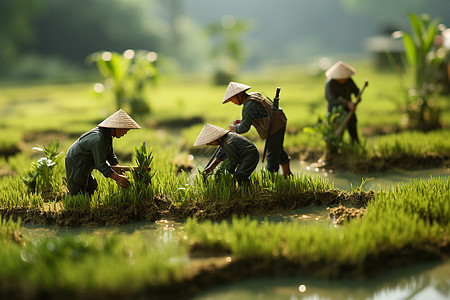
[0,155,332,209]
[184,176,449,274]
[372,130,450,159]
[0,229,188,293]
[1,60,449,156]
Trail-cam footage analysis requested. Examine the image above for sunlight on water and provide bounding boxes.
[294,162,449,192]
[192,261,450,300]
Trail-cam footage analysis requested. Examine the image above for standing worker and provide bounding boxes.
[222,82,292,177]
[65,109,141,196]
[194,123,259,185]
[325,61,360,144]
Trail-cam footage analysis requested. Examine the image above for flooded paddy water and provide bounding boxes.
[21,206,449,299]
[18,163,449,299]
[294,161,450,192]
[193,260,450,300]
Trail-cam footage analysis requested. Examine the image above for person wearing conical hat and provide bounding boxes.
[65,109,141,196]
[325,61,360,144]
[222,82,292,177]
[194,123,259,185]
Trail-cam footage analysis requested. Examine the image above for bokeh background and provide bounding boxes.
[2,0,449,80]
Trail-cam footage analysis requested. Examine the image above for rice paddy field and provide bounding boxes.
[0,60,449,299]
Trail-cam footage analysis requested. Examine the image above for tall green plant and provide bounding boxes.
[399,13,445,130]
[88,49,161,115]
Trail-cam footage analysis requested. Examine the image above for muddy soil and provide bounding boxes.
[328,205,367,224]
[0,190,375,228]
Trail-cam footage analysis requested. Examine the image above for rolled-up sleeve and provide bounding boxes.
[235,101,256,134]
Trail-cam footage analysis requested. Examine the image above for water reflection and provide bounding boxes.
[192,260,450,300]
[252,206,332,225]
[21,219,184,247]
[21,211,449,300]
[296,162,449,192]
[195,157,449,192]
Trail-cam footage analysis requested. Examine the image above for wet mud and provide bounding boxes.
[328,205,367,224]
[0,189,375,228]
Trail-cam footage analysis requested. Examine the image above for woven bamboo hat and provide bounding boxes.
[325,61,356,79]
[98,109,141,129]
[193,123,229,146]
[222,82,251,104]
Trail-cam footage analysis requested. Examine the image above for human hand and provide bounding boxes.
[116,174,131,188]
[232,119,241,125]
[229,124,236,131]
[347,102,356,112]
[204,165,214,174]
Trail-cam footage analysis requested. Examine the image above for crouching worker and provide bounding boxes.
[65,109,141,196]
[194,123,259,185]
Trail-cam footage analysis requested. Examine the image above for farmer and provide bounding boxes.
[325,61,360,144]
[194,123,259,185]
[222,82,292,177]
[65,109,141,196]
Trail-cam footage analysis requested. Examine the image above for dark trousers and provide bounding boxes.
[346,114,359,144]
[67,174,98,196]
[234,149,259,185]
[266,127,290,173]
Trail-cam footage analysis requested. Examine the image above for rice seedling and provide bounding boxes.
[373,130,450,159]
[0,227,189,294]
[0,215,23,245]
[0,175,44,208]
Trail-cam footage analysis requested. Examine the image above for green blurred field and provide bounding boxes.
[0,60,449,164]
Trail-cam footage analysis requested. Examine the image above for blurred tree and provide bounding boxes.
[27,0,166,64]
[340,0,450,25]
[206,15,250,85]
[0,0,42,72]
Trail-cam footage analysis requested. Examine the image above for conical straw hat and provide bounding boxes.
[325,61,356,79]
[222,82,251,104]
[98,109,141,129]
[193,123,229,146]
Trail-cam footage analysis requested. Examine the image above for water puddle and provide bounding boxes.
[20,208,449,300]
[193,157,449,192]
[21,206,331,241]
[294,162,449,192]
[192,260,450,300]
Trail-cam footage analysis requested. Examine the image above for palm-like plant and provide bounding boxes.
[398,13,446,130]
[88,49,160,115]
[21,139,63,196]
